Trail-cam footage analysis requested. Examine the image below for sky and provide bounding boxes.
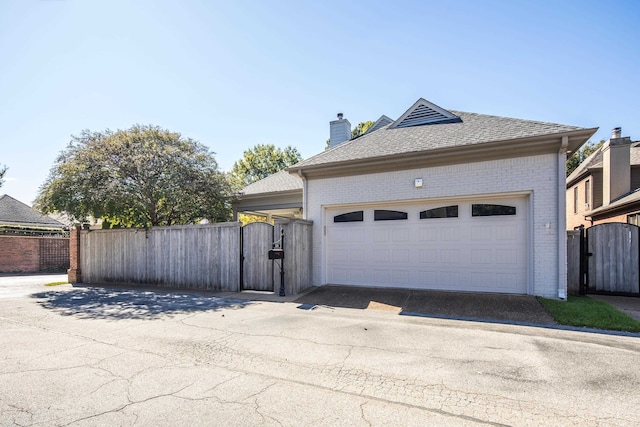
[1,0,639,205]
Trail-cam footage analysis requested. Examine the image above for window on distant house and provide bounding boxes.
[585,180,591,209]
[574,187,579,214]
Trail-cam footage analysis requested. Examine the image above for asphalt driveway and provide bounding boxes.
[1,275,640,426]
[295,285,557,325]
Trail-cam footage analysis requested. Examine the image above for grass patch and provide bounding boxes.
[44,281,69,287]
[538,296,640,332]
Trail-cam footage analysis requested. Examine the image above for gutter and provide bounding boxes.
[297,169,308,220]
[558,136,569,300]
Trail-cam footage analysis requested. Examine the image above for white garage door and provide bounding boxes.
[325,196,529,294]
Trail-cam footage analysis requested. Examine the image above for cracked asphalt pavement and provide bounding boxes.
[1,275,640,426]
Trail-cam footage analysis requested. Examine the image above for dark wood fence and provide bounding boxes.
[567,223,640,296]
[566,229,582,295]
[587,223,639,295]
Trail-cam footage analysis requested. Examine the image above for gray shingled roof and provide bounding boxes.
[241,170,302,196]
[292,110,585,169]
[566,141,640,183]
[588,187,640,216]
[0,194,65,228]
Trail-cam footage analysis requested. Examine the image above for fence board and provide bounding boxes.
[242,222,274,291]
[566,230,581,295]
[78,220,313,295]
[275,219,313,296]
[80,223,242,292]
[587,223,640,294]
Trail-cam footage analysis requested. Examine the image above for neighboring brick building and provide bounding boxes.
[0,194,69,273]
[566,128,640,229]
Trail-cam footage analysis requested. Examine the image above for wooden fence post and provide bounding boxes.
[67,225,82,283]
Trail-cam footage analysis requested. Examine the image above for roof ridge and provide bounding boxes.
[450,110,582,129]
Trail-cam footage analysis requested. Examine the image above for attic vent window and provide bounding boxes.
[390,98,461,129]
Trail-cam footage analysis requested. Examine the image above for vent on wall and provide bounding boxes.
[390,98,461,129]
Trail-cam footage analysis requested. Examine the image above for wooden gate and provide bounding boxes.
[241,222,274,291]
[586,223,640,295]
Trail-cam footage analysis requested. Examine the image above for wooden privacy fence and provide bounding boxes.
[567,223,640,296]
[73,219,312,295]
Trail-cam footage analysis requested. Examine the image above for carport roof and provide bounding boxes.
[240,170,302,196]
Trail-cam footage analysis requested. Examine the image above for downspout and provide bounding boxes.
[558,136,569,299]
[297,169,308,220]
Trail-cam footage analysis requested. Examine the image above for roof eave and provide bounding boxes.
[290,127,597,179]
[233,188,302,201]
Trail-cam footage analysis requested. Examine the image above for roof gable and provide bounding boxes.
[364,115,394,135]
[389,98,461,129]
[0,194,65,229]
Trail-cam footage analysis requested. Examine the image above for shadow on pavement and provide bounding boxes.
[31,286,252,320]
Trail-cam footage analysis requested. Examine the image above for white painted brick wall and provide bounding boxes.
[306,153,561,298]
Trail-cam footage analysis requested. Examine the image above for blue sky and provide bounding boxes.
[1,0,639,205]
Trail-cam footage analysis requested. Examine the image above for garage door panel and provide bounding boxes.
[390,249,409,263]
[471,249,494,265]
[392,229,410,242]
[349,229,366,242]
[418,229,438,241]
[471,226,493,241]
[496,249,518,265]
[326,196,528,294]
[374,230,388,242]
[440,226,461,241]
[497,225,518,240]
[419,249,438,263]
[439,249,460,264]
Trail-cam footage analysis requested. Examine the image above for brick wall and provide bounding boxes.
[306,153,562,298]
[0,235,69,273]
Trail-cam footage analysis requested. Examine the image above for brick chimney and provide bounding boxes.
[329,113,351,148]
[602,127,631,205]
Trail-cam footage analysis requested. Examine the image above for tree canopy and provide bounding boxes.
[231,144,302,188]
[35,125,231,227]
[566,140,604,177]
[0,165,6,189]
[351,121,375,139]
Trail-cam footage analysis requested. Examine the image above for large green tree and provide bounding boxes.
[35,125,231,227]
[566,140,604,177]
[231,144,302,188]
